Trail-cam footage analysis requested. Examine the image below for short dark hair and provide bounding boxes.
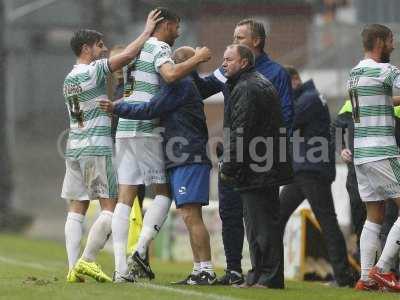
[154,7,180,29]
[70,29,103,57]
[362,24,392,51]
[285,65,299,78]
[228,44,255,68]
[236,18,266,51]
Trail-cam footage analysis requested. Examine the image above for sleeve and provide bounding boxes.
[154,44,174,73]
[191,69,224,99]
[275,69,294,130]
[92,58,111,84]
[292,94,321,129]
[386,65,400,89]
[113,81,191,120]
[331,112,351,150]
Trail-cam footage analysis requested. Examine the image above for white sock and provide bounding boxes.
[200,261,214,275]
[136,195,172,258]
[65,212,84,270]
[112,203,131,274]
[360,220,382,281]
[82,210,113,262]
[192,262,201,275]
[377,217,400,272]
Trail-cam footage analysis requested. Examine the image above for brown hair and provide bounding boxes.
[362,24,392,51]
[236,18,266,51]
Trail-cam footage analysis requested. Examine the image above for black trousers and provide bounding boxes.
[240,186,284,288]
[280,173,352,285]
[218,177,244,273]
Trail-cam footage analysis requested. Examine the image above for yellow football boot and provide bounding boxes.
[74,258,112,283]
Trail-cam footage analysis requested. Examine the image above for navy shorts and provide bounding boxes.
[168,164,211,208]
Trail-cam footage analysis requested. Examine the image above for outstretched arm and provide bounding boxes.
[108,10,162,72]
[159,47,211,83]
[98,80,193,120]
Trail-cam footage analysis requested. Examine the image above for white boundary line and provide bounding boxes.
[0,255,245,300]
[138,283,243,300]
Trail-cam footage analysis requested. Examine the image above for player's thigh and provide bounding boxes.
[61,158,90,203]
[137,137,167,186]
[80,156,118,201]
[115,138,143,186]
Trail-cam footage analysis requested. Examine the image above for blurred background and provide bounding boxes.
[2,0,400,273]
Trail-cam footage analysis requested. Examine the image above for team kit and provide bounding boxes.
[61,7,400,292]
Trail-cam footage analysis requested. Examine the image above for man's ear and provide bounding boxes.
[241,58,249,69]
[252,37,261,49]
[81,44,89,54]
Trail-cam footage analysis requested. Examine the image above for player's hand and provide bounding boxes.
[341,148,352,163]
[194,47,211,63]
[143,9,163,35]
[98,99,114,113]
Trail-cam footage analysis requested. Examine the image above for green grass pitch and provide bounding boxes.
[0,234,398,300]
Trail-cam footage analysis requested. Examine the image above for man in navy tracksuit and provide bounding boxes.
[281,66,354,287]
[193,19,293,284]
[99,47,218,285]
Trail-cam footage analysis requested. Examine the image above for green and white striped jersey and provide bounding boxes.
[348,58,400,165]
[116,37,174,138]
[63,59,112,159]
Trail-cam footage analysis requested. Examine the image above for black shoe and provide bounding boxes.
[170,273,199,285]
[188,271,217,285]
[129,251,155,280]
[217,270,245,285]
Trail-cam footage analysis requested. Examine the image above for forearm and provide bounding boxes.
[113,101,156,120]
[162,56,201,83]
[108,31,151,72]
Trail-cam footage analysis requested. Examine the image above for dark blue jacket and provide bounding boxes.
[114,75,210,170]
[292,80,335,183]
[192,52,293,131]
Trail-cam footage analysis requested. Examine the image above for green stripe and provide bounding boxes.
[65,85,106,104]
[69,126,111,140]
[133,80,159,95]
[359,105,393,117]
[143,43,156,53]
[117,122,155,132]
[389,158,400,183]
[384,69,400,87]
[65,146,112,158]
[106,156,118,198]
[136,60,156,73]
[355,145,399,158]
[69,108,109,124]
[350,67,381,78]
[354,126,394,138]
[356,85,392,97]
[64,72,90,85]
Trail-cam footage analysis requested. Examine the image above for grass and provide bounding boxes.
[0,234,398,300]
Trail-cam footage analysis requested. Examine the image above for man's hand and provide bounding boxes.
[341,148,352,163]
[194,47,211,63]
[98,99,115,113]
[143,9,164,36]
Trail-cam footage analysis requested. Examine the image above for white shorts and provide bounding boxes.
[355,157,400,202]
[61,156,118,201]
[115,137,166,186]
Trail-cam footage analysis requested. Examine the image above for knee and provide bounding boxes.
[366,202,385,224]
[179,205,201,227]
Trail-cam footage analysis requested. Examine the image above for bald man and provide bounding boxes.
[99,47,216,285]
